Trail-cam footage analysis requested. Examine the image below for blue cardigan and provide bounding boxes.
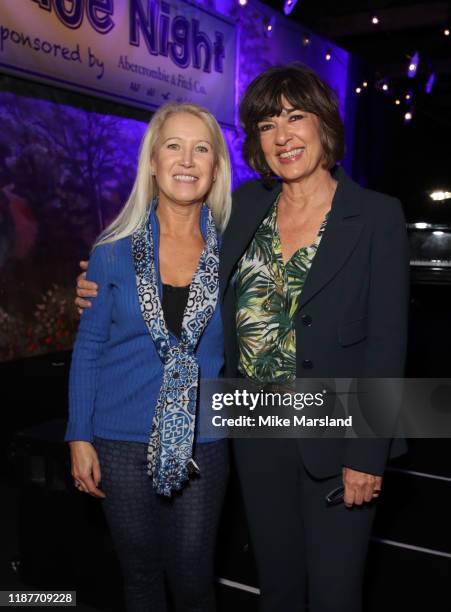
[66,206,224,444]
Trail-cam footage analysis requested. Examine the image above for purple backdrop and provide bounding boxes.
[0,0,350,361]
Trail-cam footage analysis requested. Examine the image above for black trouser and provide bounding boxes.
[233,438,376,612]
[94,437,229,612]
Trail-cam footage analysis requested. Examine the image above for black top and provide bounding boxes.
[162,284,190,338]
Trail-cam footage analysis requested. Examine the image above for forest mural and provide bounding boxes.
[0,92,147,361]
[0,91,249,362]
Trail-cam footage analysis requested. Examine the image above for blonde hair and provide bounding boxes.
[96,102,232,246]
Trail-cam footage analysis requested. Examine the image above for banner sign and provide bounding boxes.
[0,0,237,127]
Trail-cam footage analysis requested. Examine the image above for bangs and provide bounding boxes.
[250,76,316,123]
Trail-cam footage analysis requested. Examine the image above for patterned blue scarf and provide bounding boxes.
[132,203,219,496]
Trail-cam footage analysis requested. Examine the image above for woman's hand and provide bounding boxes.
[75,260,98,315]
[342,467,382,508]
[69,441,106,498]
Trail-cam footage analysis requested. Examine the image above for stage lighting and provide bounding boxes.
[429,191,451,202]
[362,81,368,88]
[302,33,311,46]
[325,50,332,61]
[404,111,413,122]
[395,99,401,105]
[414,222,429,229]
[382,83,389,92]
[355,87,362,94]
[444,27,450,36]
[238,0,247,5]
[264,16,275,37]
[284,0,298,16]
[372,16,379,25]
[407,51,420,78]
[425,72,435,94]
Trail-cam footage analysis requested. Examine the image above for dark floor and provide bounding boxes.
[1,446,451,612]
[2,283,451,611]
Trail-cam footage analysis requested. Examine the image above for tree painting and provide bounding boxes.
[0,92,146,361]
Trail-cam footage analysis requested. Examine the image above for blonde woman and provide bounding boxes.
[66,103,232,612]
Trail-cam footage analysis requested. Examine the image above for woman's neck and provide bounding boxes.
[156,197,203,238]
[281,167,337,212]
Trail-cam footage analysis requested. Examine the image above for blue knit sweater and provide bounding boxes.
[65,206,224,444]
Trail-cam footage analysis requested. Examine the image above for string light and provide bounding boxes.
[325,50,332,61]
[283,0,298,16]
[404,111,413,123]
[362,81,368,88]
[395,99,401,105]
[355,87,362,94]
[238,0,247,5]
[407,51,420,78]
[382,83,389,92]
[425,72,436,94]
[264,16,275,37]
[372,16,379,25]
[444,27,450,36]
[302,33,311,46]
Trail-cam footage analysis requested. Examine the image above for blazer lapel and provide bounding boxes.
[220,182,281,301]
[297,167,364,310]
[220,168,364,307]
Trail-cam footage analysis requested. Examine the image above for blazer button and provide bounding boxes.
[301,314,312,326]
[302,359,313,369]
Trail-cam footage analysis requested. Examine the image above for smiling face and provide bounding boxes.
[257,96,325,184]
[151,112,217,208]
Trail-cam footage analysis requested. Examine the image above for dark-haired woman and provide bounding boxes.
[76,64,409,612]
[221,64,409,612]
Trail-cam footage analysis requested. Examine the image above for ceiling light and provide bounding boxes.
[407,51,420,78]
[284,0,298,15]
[429,191,451,201]
[425,72,435,94]
[264,16,275,37]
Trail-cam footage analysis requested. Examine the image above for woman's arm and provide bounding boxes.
[66,247,113,498]
[343,197,410,477]
[66,246,113,441]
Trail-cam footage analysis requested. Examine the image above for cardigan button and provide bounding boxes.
[301,314,312,326]
[302,359,313,369]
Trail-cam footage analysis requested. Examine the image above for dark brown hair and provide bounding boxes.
[239,63,345,181]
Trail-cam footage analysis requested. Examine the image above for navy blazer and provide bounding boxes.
[220,167,410,477]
